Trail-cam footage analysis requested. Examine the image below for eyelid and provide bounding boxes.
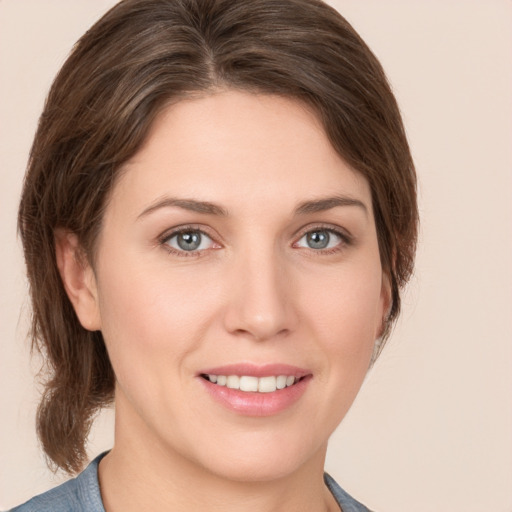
[293,223,353,243]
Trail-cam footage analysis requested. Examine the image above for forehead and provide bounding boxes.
[110,90,372,219]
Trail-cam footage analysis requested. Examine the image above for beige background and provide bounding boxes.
[1,1,511,510]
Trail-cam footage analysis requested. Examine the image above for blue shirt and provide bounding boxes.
[9,452,372,511]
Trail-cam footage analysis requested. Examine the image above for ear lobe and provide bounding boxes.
[55,229,101,331]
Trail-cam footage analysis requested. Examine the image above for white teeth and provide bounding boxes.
[258,376,276,393]
[205,374,299,392]
[276,375,287,389]
[226,375,240,389]
[239,376,258,392]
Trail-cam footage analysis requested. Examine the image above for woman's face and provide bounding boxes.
[89,90,389,481]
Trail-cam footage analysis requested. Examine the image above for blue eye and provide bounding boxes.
[296,229,343,250]
[165,230,214,252]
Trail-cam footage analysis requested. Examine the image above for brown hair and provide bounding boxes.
[18,0,418,473]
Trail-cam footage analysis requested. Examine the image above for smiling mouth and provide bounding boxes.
[200,374,306,393]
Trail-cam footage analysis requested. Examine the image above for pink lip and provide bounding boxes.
[197,363,312,417]
[198,363,310,378]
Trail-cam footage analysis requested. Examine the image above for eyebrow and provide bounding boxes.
[137,197,228,219]
[294,195,368,216]
[137,194,367,220]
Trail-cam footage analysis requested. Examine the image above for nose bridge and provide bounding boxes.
[224,240,296,341]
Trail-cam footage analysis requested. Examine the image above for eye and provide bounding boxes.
[295,228,344,250]
[164,229,215,253]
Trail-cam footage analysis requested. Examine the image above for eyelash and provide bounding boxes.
[158,224,353,257]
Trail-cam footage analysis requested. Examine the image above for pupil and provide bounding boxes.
[177,231,201,251]
[307,230,329,249]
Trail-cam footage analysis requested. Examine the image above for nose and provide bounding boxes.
[223,246,298,342]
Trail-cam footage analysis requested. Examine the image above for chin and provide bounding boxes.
[186,429,327,484]
[201,456,308,484]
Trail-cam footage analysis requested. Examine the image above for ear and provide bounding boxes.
[377,271,392,339]
[55,229,101,331]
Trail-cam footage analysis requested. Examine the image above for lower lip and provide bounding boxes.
[199,376,311,416]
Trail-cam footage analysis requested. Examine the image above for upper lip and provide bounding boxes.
[198,363,311,378]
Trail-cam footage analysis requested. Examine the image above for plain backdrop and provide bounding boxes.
[1,1,511,511]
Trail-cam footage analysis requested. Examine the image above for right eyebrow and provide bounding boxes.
[294,195,368,217]
[137,197,228,220]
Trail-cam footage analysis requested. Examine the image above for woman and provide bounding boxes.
[11,0,417,510]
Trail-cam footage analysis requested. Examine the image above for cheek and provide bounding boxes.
[298,261,384,400]
[95,255,225,370]
[304,267,383,344]
[93,261,224,434]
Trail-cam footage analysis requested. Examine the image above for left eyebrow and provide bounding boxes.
[294,195,368,216]
[137,197,228,219]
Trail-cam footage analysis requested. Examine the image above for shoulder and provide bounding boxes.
[324,473,374,512]
[8,453,107,512]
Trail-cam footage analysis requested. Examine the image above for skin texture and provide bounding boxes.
[56,90,390,512]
